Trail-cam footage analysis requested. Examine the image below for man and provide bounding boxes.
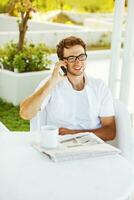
[20,36,116,141]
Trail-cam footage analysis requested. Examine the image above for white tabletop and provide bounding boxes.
[0,132,134,200]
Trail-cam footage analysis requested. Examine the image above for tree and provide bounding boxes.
[7,0,36,51]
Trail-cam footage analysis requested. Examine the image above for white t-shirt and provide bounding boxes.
[35,75,114,130]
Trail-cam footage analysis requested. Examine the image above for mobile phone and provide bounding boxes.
[61,66,67,76]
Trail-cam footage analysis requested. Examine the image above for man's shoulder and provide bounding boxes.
[86,76,110,96]
[86,76,105,87]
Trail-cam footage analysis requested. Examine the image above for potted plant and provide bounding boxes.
[0,42,51,73]
[0,0,52,105]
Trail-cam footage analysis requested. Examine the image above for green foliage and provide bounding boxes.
[35,0,114,13]
[4,0,35,17]
[0,0,114,13]
[50,12,82,25]
[87,43,110,51]
[0,42,52,72]
[0,98,29,131]
[0,0,9,13]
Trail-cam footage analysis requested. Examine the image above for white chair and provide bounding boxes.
[30,99,134,164]
[0,121,10,133]
[107,100,134,164]
[30,110,46,133]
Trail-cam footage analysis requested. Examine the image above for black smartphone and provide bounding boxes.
[61,66,67,76]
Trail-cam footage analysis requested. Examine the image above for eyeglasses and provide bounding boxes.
[63,53,87,63]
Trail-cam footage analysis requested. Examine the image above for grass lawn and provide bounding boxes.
[0,98,30,131]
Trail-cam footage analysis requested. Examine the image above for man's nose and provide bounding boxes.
[75,57,80,63]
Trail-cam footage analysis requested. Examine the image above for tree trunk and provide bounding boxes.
[18,23,27,51]
[18,10,30,51]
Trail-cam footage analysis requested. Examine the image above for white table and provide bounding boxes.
[0,132,134,200]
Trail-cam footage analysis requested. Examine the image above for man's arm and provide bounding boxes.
[20,77,56,120]
[59,116,116,141]
[20,61,66,120]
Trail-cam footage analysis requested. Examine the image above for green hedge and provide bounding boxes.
[0,42,51,73]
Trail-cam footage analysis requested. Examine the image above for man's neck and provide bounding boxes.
[67,74,85,91]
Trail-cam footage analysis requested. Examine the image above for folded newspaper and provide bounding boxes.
[32,132,121,162]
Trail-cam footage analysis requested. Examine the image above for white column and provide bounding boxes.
[119,0,134,108]
[108,0,125,97]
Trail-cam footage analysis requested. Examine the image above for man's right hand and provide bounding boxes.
[51,60,67,83]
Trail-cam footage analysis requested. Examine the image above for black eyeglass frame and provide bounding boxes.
[63,53,87,63]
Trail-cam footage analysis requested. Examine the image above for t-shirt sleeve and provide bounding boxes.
[99,81,115,117]
[34,75,51,110]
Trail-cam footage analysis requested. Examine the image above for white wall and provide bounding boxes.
[0,15,111,48]
[0,69,51,105]
[84,19,113,30]
[0,15,83,32]
[63,11,114,24]
[0,29,111,48]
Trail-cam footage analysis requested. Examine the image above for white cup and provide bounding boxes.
[40,125,59,149]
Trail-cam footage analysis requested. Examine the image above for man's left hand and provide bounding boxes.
[59,128,78,135]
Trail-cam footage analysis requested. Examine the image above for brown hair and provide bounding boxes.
[56,36,86,60]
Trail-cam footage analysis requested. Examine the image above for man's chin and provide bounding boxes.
[68,70,84,76]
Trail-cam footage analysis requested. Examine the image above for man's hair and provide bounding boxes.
[56,36,86,60]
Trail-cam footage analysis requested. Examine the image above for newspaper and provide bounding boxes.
[32,132,121,162]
